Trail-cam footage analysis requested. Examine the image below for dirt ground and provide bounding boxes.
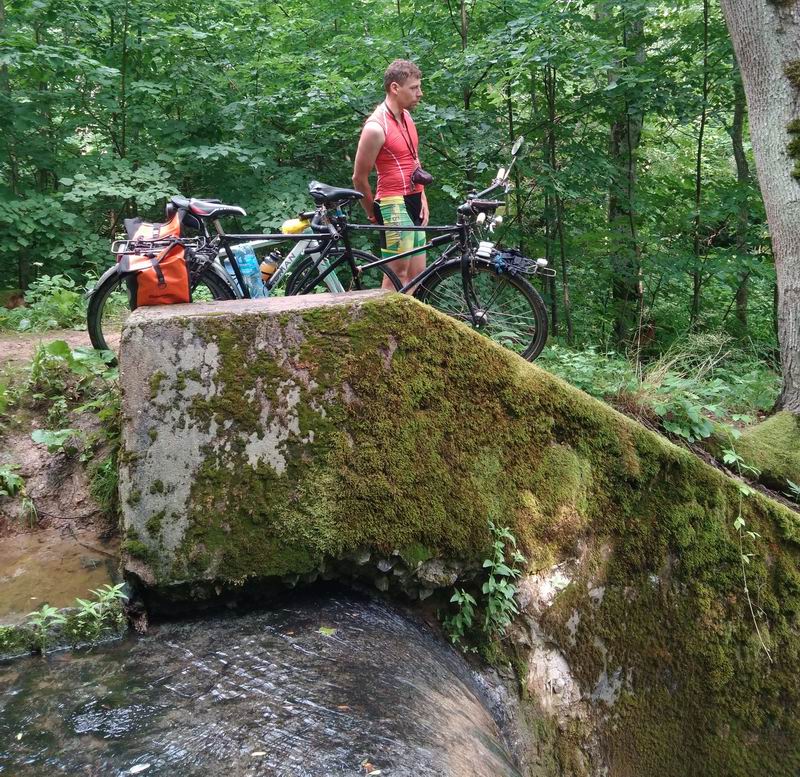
[0,328,119,368]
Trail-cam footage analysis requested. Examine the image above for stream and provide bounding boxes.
[0,590,521,776]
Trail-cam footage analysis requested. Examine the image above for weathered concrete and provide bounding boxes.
[117,290,800,775]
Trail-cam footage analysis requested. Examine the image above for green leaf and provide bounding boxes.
[44,340,72,358]
[31,428,79,452]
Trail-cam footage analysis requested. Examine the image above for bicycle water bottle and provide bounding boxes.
[260,249,281,288]
[225,244,267,298]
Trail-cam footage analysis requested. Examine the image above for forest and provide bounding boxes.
[0,0,797,472]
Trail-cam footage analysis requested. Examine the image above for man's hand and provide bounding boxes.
[421,190,429,226]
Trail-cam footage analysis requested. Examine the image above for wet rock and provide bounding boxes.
[374,575,389,592]
[416,559,461,588]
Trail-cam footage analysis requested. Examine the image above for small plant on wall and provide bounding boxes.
[443,519,526,650]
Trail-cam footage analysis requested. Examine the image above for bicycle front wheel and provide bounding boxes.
[414,259,548,361]
[87,266,236,354]
[285,248,400,296]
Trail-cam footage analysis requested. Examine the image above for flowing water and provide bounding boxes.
[0,591,521,776]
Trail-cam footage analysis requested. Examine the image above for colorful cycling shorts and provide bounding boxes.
[373,192,426,262]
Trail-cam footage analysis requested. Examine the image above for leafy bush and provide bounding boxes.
[28,340,116,407]
[786,480,800,504]
[0,274,87,332]
[26,604,66,653]
[22,584,128,655]
[67,583,127,644]
[537,345,632,400]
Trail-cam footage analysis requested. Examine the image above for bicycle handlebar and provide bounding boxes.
[474,179,504,200]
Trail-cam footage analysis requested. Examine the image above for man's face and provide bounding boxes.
[393,78,423,110]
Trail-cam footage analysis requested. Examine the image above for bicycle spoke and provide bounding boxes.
[416,261,548,360]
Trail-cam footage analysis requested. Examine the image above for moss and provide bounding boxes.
[0,624,33,657]
[124,293,800,773]
[123,525,158,564]
[126,488,141,507]
[146,510,165,537]
[399,542,434,568]
[122,537,157,563]
[148,428,158,443]
[149,479,164,495]
[737,412,800,489]
[517,444,593,567]
[785,60,800,89]
[149,370,166,400]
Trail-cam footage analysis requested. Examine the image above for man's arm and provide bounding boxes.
[352,122,384,222]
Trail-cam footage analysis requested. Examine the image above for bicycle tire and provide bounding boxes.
[413,258,549,361]
[285,248,400,296]
[87,265,236,353]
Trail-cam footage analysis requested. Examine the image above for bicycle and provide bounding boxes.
[89,138,553,361]
[86,188,398,353]
[288,137,554,361]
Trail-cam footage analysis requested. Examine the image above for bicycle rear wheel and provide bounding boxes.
[87,265,236,354]
[414,258,548,361]
[286,248,400,296]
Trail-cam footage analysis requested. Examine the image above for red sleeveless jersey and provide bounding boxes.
[366,104,424,200]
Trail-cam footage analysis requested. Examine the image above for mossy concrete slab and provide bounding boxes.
[737,411,800,489]
[118,291,800,775]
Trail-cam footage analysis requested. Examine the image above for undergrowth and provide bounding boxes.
[0,274,89,332]
[0,340,121,523]
[539,333,780,443]
[2,583,129,656]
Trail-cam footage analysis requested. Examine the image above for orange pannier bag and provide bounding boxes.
[117,212,190,306]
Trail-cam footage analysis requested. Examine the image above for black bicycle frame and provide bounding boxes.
[346,222,465,294]
[208,211,476,302]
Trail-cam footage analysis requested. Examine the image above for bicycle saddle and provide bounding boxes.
[169,195,246,218]
[308,181,364,205]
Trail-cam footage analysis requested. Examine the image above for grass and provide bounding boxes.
[539,333,780,443]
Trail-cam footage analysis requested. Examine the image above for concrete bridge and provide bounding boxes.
[118,290,800,776]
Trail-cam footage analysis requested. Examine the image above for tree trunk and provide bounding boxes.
[729,57,751,334]
[608,15,644,349]
[543,65,559,337]
[690,0,710,328]
[0,0,18,197]
[720,0,800,412]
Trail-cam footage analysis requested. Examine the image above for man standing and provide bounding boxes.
[352,59,429,290]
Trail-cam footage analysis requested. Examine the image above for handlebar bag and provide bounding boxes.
[117,212,190,307]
